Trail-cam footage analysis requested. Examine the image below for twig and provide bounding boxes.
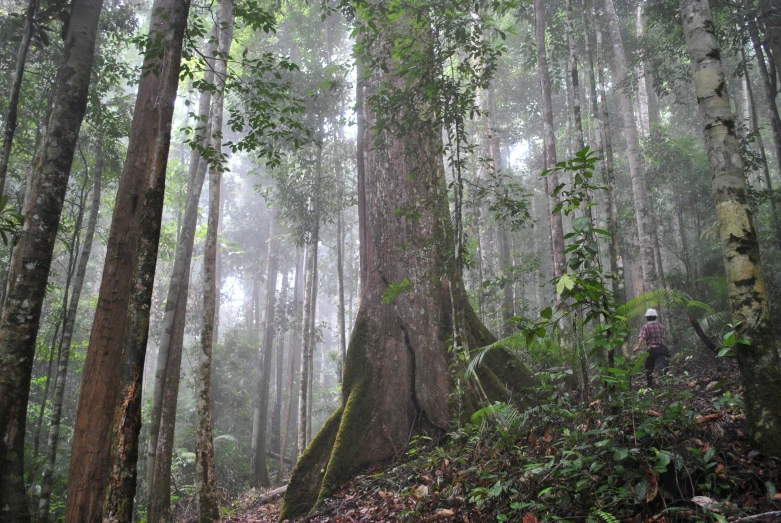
[730,511,781,522]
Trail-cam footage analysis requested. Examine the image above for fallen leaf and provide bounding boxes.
[692,496,722,512]
[775,493,781,500]
[543,428,553,442]
[435,509,454,517]
[378,491,392,499]
[412,485,428,499]
[647,410,661,417]
[646,482,659,502]
[522,514,538,523]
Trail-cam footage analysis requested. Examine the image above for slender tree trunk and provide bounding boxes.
[271,268,289,457]
[195,2,233,519]
[748,20,781,184]
[0,0,104,517]
[0,0,38,197]
[66,0,178,518]
[595,15,626,301]
[635,3,651,137]
[305,241,319,445]
[103,0,191,519]
[336,207,346,382]
[146,23,218,506]
[566,0,585,151]
[251,219,279,488]
[535,0,566,279]
[603,0,657,294]
[38,133,103,523]
[356,58,369,293]
[277,252,303,483]
[681,0,781,456]
[296,240,316,456]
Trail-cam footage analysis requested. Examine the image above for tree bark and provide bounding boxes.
[603,0,657,295]
[146,21,218,506]
[0,0,104,517]
[271,268,289,458]
[0,0,38,197]
[279,10,537,519]
[102,0,191,519]
[566,0,585,151]
[251,219,279,488]
[195,1,233,519]
[276,252,302,484]
[534,0,566,279]
[65,0,176,518]
[336,208,347,382]
[748,20,781,186]
[681,0,781,456]
[37,133,103,523]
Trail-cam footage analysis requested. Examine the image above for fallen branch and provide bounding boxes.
[688,317,718,354]
[730,511,781,522]
[255,485,287,506]
[267,450,293,465]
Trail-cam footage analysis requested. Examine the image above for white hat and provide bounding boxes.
[645,308,658,317]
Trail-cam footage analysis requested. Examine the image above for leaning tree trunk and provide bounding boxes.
[65,0,177,519]
[681,0,781,456]
[0,0,104,518]
[146,21,218,506]
[0,0,38,197]
[37,132,104,523]
[102,0,191,519]
[534,0,566,279]
[278,10,537,520]
[603,0,658,295]
[195,0,233,519]
[251,219,279,488]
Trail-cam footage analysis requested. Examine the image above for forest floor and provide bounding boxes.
[217,352,781,523]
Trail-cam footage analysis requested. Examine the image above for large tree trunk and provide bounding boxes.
[0,0,104,517]
[535,0,566,279]
[279,11,537,519]
[681,0,781,456]
[146,22,218,506]
[103,0,191,518]
[0,0,38,197]
[195,1,233,519]
[251,219,279,488]
[603,0,657,295]
[37,133,104,523]
[65,0,177,518]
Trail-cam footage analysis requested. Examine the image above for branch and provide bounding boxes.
[688,316,718,353]
[731,511,781,522]
[254,485,287,506]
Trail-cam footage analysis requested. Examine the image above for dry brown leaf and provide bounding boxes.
[435,509,455,518]
[775,492,781,500]
[378,491,392,499]
[522,514,538,523]
[543,428,553,442]
[646,481,659,502]
[647,409,662,417]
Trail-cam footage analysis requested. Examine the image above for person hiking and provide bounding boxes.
[632,308,670,387]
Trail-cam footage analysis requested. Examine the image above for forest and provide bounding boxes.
[0,0,780,521]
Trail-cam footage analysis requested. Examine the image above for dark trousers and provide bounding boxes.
[644,346,669,386]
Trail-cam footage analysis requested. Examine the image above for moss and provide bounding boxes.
[279,315,373,522]
[277,405,343,522]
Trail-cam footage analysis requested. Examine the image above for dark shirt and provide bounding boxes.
[639,321,665,348]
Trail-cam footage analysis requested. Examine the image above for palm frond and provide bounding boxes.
[615,288,692,321]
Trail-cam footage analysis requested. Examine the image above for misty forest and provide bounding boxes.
[1,0,781,521]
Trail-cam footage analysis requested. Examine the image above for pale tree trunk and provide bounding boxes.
[336,208,346,382]
[595,14,626,301]
[566,0,585,151]
[603,0,657,295]
[37,133,103,523]
[681,0,781,456]
[356,59,369,292]
[305,244,319,445]
[0,0,38,196]
[535,0,566,279]
[66,0,179,518]
[279,9,537,519]
[277,252,302,484]
[0,0,104,517]
[251,219,279,488]
[146,22,218,505]
[271,268,289,457]
[635,4,651,138]
[103,0,191,518]
[296,239,316,456]
[195,2,233,519]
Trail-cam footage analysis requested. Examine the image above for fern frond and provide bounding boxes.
[615,288,692,320]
